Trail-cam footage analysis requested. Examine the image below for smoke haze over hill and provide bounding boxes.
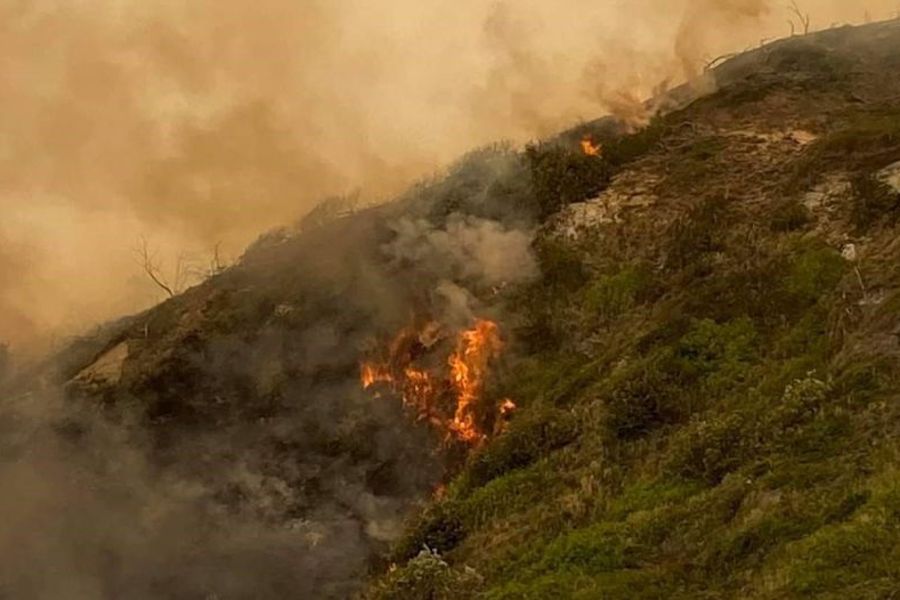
[1,0,898,351]
[3,6,900,598]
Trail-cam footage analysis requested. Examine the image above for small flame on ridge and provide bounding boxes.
[580,136,602,157]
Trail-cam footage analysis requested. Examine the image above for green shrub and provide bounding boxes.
[789,107,900,191]
[605,318,758,440]
[783,241,846,306]
[664,412,754,484]
[392,501,468,562]
[525,142,611,219]
[603,117,668,167]
[766,374,832,433]
[462,406,579,490]
[515,234,588,352]
[533,235,589,292]
[705,510,816,573]
[687,240,845,330]
[770,198,812,232]
[779,474,900,596]
[850,172,900,232]
[665,197,730,272]
[831,359,894,405]
[603,354,690,439]
[583,264,653,323]
[498,354,590,408]
[824,490,871,525]
[370,549,483,600]
[607,479,705,519]
[459,464,559,529]
[817,109,900,159]
[486,522,636,594]
[772,303,832,361]
[534,522,636,573]
[485,570,673,600]
[674,318,758,381]
[484,574,581,600]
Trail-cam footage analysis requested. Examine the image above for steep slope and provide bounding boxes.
[369,19,900,600]
[3,18,900,600]
[0,145,542,596]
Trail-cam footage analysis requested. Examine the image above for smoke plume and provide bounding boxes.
[3,0,899,352]
[3,2,900,597]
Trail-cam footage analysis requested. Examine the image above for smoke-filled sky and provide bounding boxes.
[1,0,897,351]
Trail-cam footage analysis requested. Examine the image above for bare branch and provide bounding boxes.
[211,242,224,274]
[134,236,175,297]
[184,242,229,282]
[705,53,737,72]
[173,252,188,294]
[788,1,810,35]
[206,242,229,277]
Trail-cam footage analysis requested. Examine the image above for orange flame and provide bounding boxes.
[447,319,503,443]
[361,363,392,388]
[359,318,509,445]
[581,136,602,157]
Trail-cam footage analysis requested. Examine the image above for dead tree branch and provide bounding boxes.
[208,242,227,276]
[788,1,811,35]
[134,236,175,297]
[705,53,737,72]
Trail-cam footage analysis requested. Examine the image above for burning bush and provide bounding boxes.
[360,319,514,445]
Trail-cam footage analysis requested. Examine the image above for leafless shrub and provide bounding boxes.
[787,1,811,36]
[134,236,192,298]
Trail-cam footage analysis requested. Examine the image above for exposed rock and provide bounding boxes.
[71,341,129,387]
[555,170,660,239]
[803,175,851,214]
[877,160,900,193]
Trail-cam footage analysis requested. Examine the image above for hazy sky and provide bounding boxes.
[1,0,897,351]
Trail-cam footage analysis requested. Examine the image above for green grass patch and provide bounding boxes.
[583,264,654,324]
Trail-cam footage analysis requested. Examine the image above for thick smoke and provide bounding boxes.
[385,215,538,324]
[0,160,545,597]
[3,0,899,352]
[2,2,900,598]
[0,217,449,598]
[0,386,397,599]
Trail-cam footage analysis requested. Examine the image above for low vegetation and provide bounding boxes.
[370,23,900,599]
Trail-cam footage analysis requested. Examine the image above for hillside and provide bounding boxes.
[4,18,900,600]
[369,19,900,599]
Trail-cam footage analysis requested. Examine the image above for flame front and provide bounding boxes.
[361,363,392,389]
[359,318,511,444]
[448,319,503,443]
[581,136,602,157]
